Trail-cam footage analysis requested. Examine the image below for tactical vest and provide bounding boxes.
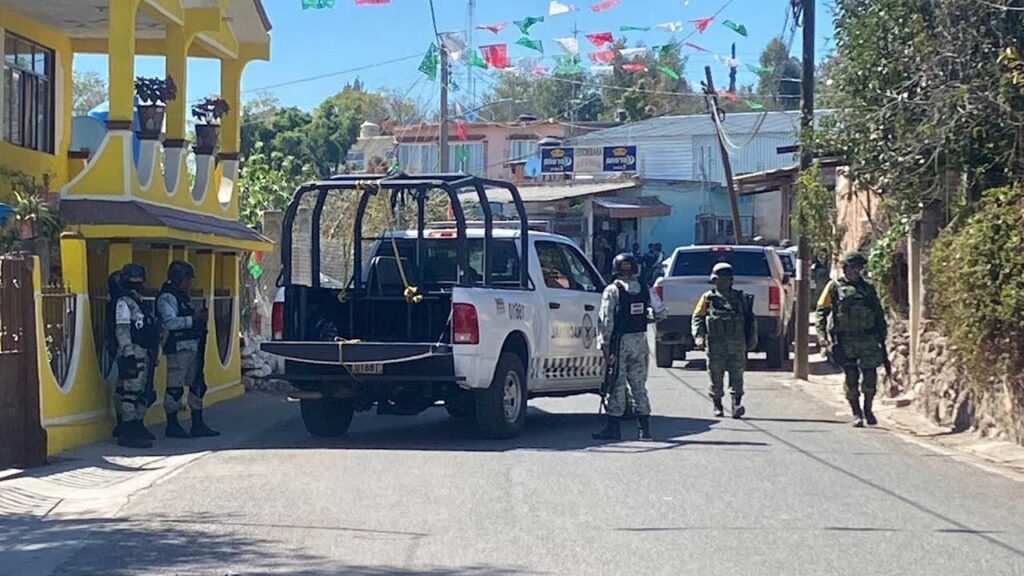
[705,289,747,344]
[614,281,650,335]
[831,280,877,333]
[110,295,160,351]
[160,284,202,354]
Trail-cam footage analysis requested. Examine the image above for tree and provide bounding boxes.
[72,70,107,115]
[756,37,801,111]
[599,40,703,121]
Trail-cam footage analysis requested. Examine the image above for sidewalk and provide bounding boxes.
[777,351,1024,482]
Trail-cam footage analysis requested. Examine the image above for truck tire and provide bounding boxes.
[655,343,674,368]
[445,393,476,420]
[764,335,786,370]
[300,398,355,437]
[475,353,527,439]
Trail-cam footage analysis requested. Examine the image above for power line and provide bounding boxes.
[238,54,423,96]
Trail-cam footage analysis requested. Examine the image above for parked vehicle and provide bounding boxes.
[653,245,795,369]
[263,174,609,439]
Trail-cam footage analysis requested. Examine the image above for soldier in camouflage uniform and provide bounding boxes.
[692,263,756,418]
[592,253,667,442]
[112,263,161,448]
[815,251,887,427]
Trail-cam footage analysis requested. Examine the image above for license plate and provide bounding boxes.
[347,363,383,375]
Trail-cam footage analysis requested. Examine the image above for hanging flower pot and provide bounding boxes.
[17,219,35,240]
[134,75,178,140]
[191,96,231,156]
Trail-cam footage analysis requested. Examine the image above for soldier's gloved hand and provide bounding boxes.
[196,308,210,325]
[694,338,706,351]
[818,336,830,349]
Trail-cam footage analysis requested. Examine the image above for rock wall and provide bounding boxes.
[886,317,1024,443]
[240,335,289,393]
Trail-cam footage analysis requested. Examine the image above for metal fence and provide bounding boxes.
[41,286,76,387]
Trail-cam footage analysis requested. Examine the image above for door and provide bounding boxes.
[534,241,604,389]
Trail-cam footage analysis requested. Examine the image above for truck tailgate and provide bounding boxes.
[261,341,453,365]
[660,276,773,317]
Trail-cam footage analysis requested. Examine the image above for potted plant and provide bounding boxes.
[11,188,60,241]
[191,96,231,154]
[134,75,178,139]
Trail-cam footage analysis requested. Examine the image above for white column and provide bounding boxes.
[0,26,6,138]
[907,221,922,386]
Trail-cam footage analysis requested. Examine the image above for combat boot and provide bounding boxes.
[863,394,877,426]
[712,397,725,418]
[112,414,123,437]
[165,411,190,438]
[190,410,221,437]
[117,420,153,449]
[591,416,621,441]
[731,394,746,419]
[848,397,865,428]
[638,416,653,441]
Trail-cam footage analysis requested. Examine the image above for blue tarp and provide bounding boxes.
[0,203,13,225]
[87,100,142,163]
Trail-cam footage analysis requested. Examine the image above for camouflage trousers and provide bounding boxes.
[116,344,152,423]
[707,346,746,400]
[837,335,882,400]
[165,349,204,413]
[606,332,651,418]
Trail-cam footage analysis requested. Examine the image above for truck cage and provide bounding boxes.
[280,173,531,291]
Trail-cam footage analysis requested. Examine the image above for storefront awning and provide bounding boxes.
[592,196,672,219]
[60,199,272,252]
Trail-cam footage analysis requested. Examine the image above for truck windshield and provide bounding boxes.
[671,250,771,277]
[372,237,521,286]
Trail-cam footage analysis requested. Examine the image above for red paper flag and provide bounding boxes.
[586,31,614,47]
[591,0,620,12]
[355,0,390,4]
[476,22,507,34]
[622,63,648,72]
[456,120,469,140]
[717,89,739,101]
[690,17,714,33]
[588,49,616,63]
[683,41,710,53]
[533,66,551,75]
[480,43,510,68]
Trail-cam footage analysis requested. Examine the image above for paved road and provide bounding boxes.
[5,355,1024,575]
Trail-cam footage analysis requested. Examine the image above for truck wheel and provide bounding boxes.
[300,398,355,437]
[475,353,527,439]
[764,335,785,370]
[655,343,674,368]
[445,393,476,419]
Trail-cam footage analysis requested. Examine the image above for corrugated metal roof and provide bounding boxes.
[570,110,834,144]
[462,182,637,204]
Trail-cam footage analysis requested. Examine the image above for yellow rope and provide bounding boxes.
[357,180,423,304]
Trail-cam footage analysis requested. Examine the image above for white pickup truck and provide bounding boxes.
[653,245,795,369]
[263,174,610,439]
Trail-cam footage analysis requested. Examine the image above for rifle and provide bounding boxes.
[600,332,621,412]
[879,338,893,385]
[193,302,210,402]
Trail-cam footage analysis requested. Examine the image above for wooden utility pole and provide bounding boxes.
[439,44,451,172]
[703,65,744,244]
[794,0,815,380]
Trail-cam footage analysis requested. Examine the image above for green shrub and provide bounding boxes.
[927,186,1024,380]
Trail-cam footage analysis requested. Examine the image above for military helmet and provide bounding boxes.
[842,251,868,267]
[612,253,639,277]
[167,260,196,284]
[120,263,146,284]
[710,262,734,282]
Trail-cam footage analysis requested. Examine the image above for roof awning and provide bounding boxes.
[592,196,672,219]
[60,199,272,252]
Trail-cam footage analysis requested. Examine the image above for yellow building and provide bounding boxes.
[0,0,272,454]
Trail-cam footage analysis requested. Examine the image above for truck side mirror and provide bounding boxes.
[782,274,791,285]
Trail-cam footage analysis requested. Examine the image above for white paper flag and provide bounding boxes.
[549,1,576,15]
[440,31,468,58]
[590,65,615,75]
[554,37,580,56]
[618,47,652,59]
[656,21,684,33]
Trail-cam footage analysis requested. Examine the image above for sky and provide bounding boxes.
[74,0,836,113]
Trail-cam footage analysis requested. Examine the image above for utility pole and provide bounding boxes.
[467,0,476,107]
[794,0,815,380]
[703,65,744,245]
[439,44,450,173]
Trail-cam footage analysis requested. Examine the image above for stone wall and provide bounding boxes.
[886,317,1024,443]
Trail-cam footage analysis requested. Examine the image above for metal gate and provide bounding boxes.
[0,256,47,468]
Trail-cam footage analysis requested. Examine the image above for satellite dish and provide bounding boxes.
[525,157,542,178]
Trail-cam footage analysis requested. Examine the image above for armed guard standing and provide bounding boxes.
[592,253,667,441]
[692,263,756,418]
[815,251,887,427]
[158,260,220,438]
[110,264,161,448]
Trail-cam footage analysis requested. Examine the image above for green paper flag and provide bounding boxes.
[418,43,439,80]
[301,0,335,8]
[247,255,264,280]
[657,44,675,59]
[516,36,544,53]
[745,100,765,110]
[745,63,773,76]
[467,50,489,69]
[555,54,584,74]
[458,145,470,169]
[723,20,748,37]
[620,25,651,32]
[514,16,544,34]
[657,66,680,80]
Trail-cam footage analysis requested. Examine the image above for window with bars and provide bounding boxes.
[508,138,538,163]
[3,33,54,153]
[398,142,485,175]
